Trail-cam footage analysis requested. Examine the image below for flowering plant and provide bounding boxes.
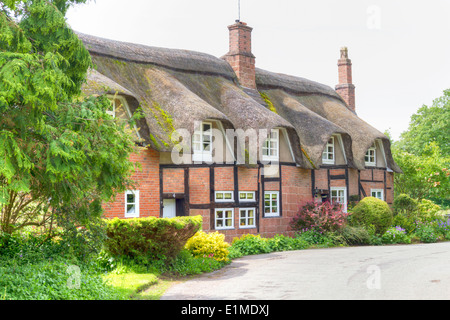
[290,201,349,233]
[381,226,411,244]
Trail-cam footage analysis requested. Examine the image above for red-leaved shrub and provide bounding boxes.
[290,201,349,233]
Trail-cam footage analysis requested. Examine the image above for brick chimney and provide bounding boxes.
[222,20,256,89]
[335,47,356,112]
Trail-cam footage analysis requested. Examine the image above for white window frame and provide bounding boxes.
[215,208,234,230]
[215,191,234,203]
[371,189,384,201]
[264,191,280,217]
[330,187,347,213]
[107,95,143,141]
[239,208,256,229]
[365,143,377,167]
[239,191,256,202]
[262,129,280,162]
[125,190,140,218]
[322,136,335,165]
[192,121,213,162]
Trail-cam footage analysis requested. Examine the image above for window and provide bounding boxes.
[322,136,335,165]
[264,191,280,217]
[215,208,234,230]
[239,208,256,228]
[107,96,127,118]
[125,190,139,218]
[365,143,376,166]
[215,191,234,203]
[371,189,384,201]
[262,129,279,162]
[330,187,347,212]
[239,191,256,202]
[192,122,213,162]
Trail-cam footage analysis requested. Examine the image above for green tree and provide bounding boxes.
[392,143,449,200]
[0,0,139,247]
[398,89,450,157]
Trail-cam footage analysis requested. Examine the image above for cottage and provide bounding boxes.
[80,21,401,242]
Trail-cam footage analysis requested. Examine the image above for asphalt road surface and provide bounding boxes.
[161,242,450,300]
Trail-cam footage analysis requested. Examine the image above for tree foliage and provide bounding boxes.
[398,89,450,157]
[388,89,450,205]
[0,0,139,239]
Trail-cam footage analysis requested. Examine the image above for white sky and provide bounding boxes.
[66,0,450,141]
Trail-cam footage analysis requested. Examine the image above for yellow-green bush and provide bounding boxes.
[185,231,230,262]
[349,197,393,235]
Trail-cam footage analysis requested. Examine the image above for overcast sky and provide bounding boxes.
[66,0,450,140]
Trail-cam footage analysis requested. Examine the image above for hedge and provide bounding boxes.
[104,216,202,261]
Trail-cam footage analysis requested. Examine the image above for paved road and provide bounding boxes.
[161,242,450,300]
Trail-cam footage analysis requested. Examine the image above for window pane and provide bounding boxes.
[127,193,135,203]
[216,193,223,200]
[224,193,232,200]
[248,218,254,225]
[248,210,254,217]
[127,204,135,214]
[247,193,254,200]
[216,211,223,219]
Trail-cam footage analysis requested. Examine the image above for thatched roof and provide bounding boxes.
[256,69,401,172]
[79,32,401,173]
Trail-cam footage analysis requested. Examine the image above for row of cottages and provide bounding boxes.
[80,21,402,242]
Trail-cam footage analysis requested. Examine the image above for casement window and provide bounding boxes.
[239,191,256,202]
[192,122,213,162]
[239,208,256,229]
[215,191,234,203]
[371,189,384,201]
[215,208,234,230]
[330,187,347,212]
[262,129,279,162]
[264,191,280,217]
[365,143,377,166]
[322,136,335,165]
[125,190,140,218]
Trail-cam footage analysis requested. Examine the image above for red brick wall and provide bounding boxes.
[189,168,210,205]
[163,168,185,194]
[103,147,160,219]
[104,148,395,242]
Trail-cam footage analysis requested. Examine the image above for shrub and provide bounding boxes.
[418,199,442,222]
[104,216,202,262]
[391,212,417,234]
[414,222,439,243]
[393,194,419,214]
[381,226,411,244]
[185,231,230,262]
[296,229,334,247]
[329,225,371,246]
[267,234,309,252]
[230,234,271,256]
[290,201,349,233]
[349,197,393,235]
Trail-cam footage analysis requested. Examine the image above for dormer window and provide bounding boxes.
[107,97,123,118]
[262,129,279,162]
[192,121,213,162]
[365,143,376,166]
[322,136,335,165]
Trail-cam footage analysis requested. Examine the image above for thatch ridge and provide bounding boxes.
[78,32,237,81]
